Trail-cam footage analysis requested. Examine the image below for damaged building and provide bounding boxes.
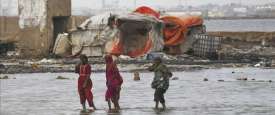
[53,6,219,59]
[1,3,221,59]
[0,0,72,57]
[53,12,165,58]
[17,0,71,57]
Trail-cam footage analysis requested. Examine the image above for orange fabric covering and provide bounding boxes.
[134,6,160,18]
[110,37,153,58]
[110,39,123,56]
[181,16,203,27]
[161,16,187,46]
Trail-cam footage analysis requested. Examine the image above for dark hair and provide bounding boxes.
[107,15,116,28]
[80,54,88,64]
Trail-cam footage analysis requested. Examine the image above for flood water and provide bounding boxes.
[1,68,275,115]
[205,19,275,32]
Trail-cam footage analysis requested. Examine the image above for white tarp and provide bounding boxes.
[78,12,120,30]
[69,12,164,57]
[71,30,107,56]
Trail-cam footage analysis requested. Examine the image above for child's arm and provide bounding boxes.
[148,63,157,71]
[162,65,172,78]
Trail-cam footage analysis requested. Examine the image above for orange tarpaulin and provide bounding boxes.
[134,6,160,18]
[161,16,203,46]
[161,16,187,46]
[181,16,203,28]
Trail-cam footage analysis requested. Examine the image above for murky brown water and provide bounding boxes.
[1,67,275,115]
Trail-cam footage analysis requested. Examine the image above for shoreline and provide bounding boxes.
[0,58,264,74]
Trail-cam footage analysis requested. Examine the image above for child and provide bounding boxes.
[75,55,96,111]
[105,55,123,111]
[148,57,172,110]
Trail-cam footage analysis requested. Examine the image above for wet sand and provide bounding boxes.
[1,68,275,115]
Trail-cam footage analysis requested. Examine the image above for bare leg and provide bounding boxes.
[161,102,166,110]
[91,102,97,110]
[116,100,120,110]
[155,101,159,110]
[107,100,112,110]
[82,103,87,111]
[113,99,120,110]
[116,89,121,110]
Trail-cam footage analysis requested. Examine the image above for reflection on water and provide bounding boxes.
[1,68,275,115]
[205,19,275,32]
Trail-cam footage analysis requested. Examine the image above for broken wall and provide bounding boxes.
[0,16,20,43]
[18,0,71,58]
[47,0,71,55]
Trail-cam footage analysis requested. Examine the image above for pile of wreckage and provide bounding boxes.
[53,6,221,59]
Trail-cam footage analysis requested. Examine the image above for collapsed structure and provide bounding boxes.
[0,2,220,59]
[1,2,274,62]
[53,6,218,58]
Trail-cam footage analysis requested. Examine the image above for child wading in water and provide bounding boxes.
[75,55,96,111]
[148,57,172,111]
[105,55,123,111]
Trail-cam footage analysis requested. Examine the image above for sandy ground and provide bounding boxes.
[1,68,275,115]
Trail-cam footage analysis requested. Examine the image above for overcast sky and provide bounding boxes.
[0,0,273,15]
[72,0,273,9]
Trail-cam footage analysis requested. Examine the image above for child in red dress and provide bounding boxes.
[105,55,123,111]
[75,55,96,111]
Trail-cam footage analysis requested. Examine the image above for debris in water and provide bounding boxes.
[0,75,9,79]
[237,77,247,81]
[31,64,39,70]
[56,76,69,80]
[218,80,224,82]
[232,71,235,73]
[133,72,140,81]
[203,78,208,81]
[251,78,255,81]
[172,77,179,80]
[254,63,261,67]
[257,80,265,82]
[268,80,272,82]
[0,64,5,68]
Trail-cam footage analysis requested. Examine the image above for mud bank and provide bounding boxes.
[0,57,264,74]
[208,31,275,43]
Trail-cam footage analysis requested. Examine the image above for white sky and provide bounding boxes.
[72,0,274,9]
[0,0,273,15]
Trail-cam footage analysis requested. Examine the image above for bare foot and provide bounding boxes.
[154,107,159,111]
[81,109,88,113]
[108,109,119,113]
